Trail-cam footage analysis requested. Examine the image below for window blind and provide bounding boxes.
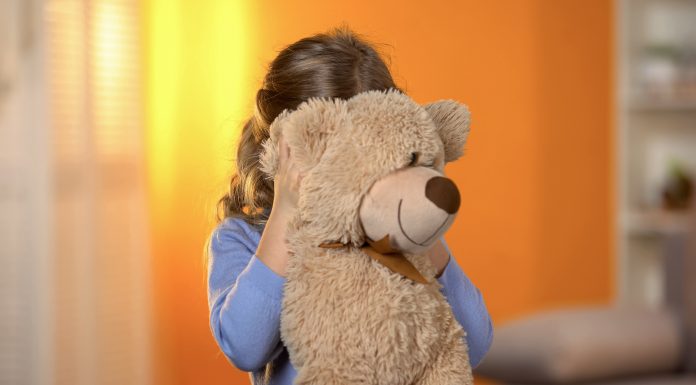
[0,0,151,384]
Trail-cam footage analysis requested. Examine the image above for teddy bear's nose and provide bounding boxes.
[425,176,460,214]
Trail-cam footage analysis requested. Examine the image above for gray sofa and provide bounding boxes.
[476,211,696,384]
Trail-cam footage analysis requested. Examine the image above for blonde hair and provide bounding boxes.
[217,26,402,228]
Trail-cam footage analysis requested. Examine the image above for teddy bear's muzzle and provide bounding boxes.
[359,167,461,254]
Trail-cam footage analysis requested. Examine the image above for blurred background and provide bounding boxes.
[1,0,694,384]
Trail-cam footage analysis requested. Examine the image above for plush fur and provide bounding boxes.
[260,89,473,385]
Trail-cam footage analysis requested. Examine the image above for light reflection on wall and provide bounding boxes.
[142,1,259,383]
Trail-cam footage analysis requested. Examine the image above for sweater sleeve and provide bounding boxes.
[436,238,494,369]
[207,218,287,372]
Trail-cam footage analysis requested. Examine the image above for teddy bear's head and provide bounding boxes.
[260,89,470,254]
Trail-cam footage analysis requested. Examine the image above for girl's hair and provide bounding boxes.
[217,26,402,228]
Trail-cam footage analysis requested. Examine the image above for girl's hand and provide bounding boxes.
[428,239,450,278]
[271,134,303,218]
[255,133,303,277]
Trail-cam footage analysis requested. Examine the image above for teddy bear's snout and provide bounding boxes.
[425,176,460,214]
[358,166,461,254]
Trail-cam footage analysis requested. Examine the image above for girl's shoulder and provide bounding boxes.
[209,216,263,256]
[217,216,258,234]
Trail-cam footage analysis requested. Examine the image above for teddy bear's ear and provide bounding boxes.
[259,97,349,179]
[423,100,471,163]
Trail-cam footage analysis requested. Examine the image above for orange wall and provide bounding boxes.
[142,1,613,384]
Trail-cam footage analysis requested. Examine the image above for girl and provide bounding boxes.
[207,27,493,385]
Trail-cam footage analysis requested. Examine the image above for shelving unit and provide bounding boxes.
[616,0,696,307]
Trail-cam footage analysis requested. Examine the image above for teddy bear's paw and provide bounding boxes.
[418,370,473,385]
[416,353,474,385]
[294,367,370,385]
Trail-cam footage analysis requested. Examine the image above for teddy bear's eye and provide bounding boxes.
[409,152,420,166]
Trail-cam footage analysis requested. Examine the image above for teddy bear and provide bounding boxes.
[260,88,473,385]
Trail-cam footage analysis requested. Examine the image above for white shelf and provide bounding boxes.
[616,0,696,307]
[622,209,693,236]
[629,98,696,112]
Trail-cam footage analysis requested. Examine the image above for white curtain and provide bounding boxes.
[0,1,151,384]
[0,1,52,384]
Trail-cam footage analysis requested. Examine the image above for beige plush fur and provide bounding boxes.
[260,89,473,385]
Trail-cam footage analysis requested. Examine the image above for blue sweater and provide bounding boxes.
[207,217,493,384]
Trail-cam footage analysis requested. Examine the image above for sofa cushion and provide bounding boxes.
[475,306,683,383]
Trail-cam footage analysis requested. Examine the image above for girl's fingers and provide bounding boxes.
[276,133,303,195]
[278,135,286,161]
[278,134,289,171]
